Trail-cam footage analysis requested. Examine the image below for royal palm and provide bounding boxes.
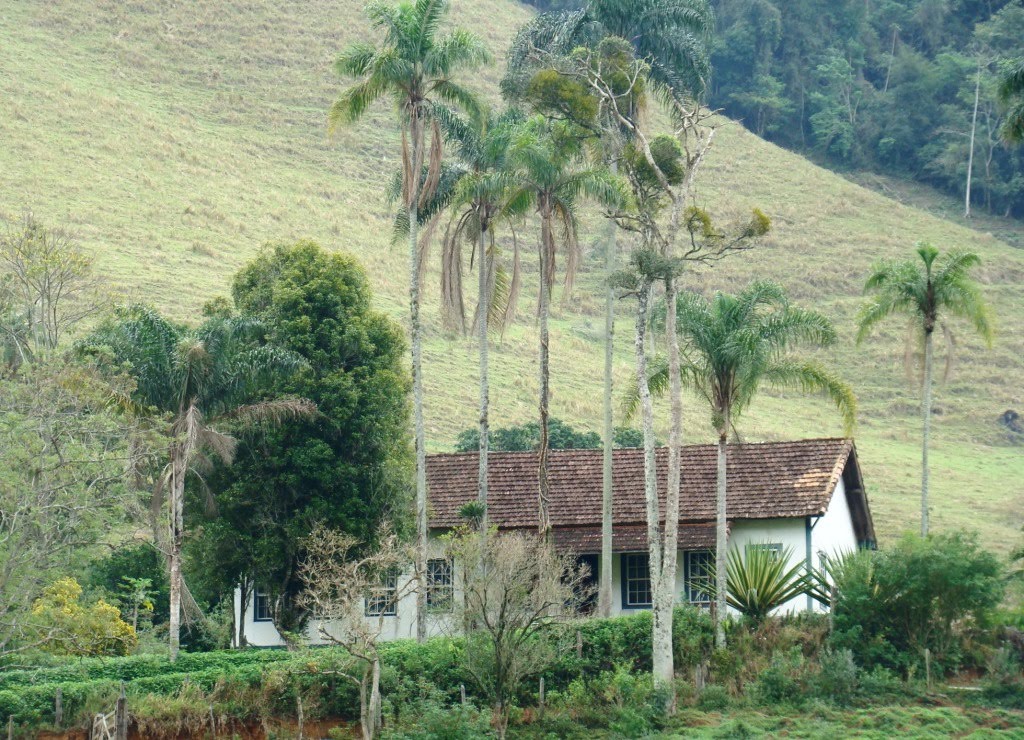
[507,116,626,536]
[633,281,855,645]
[857,243,992,536]
[83,305,312,661]
[330,0,489,640]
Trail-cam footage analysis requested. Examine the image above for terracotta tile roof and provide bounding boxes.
[427,438,857,535]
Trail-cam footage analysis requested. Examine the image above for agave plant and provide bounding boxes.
[698,543,809,624]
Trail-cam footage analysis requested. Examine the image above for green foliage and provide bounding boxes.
[30,578,136,657]
[858,242,993,346]
[623,135,686,189]
[525,69,599,127]
[830,533,1005,675]
[86,544,169,626]
[710,0,1024,216]
[629,280,856,434]
[454,417,643,451]
[720,545,809,624]
[195,241,412,632]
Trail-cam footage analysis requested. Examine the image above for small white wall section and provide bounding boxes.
[812,476,858,560]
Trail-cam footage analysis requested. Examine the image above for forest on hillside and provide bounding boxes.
[524,0,1024,218]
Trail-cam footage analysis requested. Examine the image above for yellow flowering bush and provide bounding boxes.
[31,577,137,656]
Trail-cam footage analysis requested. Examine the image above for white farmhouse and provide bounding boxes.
[235,438,875,647]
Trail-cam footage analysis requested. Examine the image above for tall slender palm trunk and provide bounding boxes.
[714,430,728,648]
[537,206,552,539]
[654,277,682,710]
[478,223,490,529]
[921,328,934,537]
[406,115,428,641]
[599,217,616,617]
[633,282,667,692]
[168,442,186,662]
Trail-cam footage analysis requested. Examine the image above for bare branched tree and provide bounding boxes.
[444,528,592,738]
[0,359,151,657]
[0,214,104,368]
[299,525,417,740]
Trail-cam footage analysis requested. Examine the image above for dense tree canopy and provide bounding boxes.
[193,241,412,633]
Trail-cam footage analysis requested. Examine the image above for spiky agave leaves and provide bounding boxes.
[696,543,809,624]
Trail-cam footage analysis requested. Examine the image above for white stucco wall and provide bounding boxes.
[236,485,863,645]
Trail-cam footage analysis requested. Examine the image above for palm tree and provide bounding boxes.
[436,107,527,527]
[503,0,713,101]
[857,243,992,537]
[999,58,1024,144]
[630,281,856,646]
[82,305,313,661]
[330,0,490,641]
[507,116,627,537]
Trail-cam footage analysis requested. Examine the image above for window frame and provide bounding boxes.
[253,588,273,622]
[620,552,652,609]
[425,557,453,612]
[747,543,784,561]
[364,569,399,618]
[684,550,714,605]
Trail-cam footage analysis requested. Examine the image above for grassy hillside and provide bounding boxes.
[1,0,1022,551]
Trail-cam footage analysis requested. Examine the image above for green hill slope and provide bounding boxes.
[1,0,1021,550]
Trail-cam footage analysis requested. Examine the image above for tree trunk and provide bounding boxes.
[965,59,982,219]
[408,119,428,643]
[367,656,382,740]
[168,442,186,662]
[599,214,617,618]
[633,283,663,691]
[478,222,490,530]
[714,431,728,648]
[537,207,552,539]
[921,329,933,537]
[653,276,683,711]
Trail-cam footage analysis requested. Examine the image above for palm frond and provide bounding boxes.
[763,360,857,434]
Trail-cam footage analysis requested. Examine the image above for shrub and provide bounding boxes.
[748,649,806,707]
[697,684,731,711]
[830,532,1004,676]
[813,649,858,706]
[30,577,137,656]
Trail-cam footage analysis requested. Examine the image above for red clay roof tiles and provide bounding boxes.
[427,438,856,532]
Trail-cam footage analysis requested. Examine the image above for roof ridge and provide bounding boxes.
[427,437,853,460]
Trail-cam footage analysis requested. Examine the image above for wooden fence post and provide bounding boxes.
[924,648,933,691]
[54,687,63,728]
[114,682,127,740]
[538,677,545,719]
[460,684,466,706]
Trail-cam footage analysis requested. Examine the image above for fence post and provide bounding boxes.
[208,704,216,735]
[460,684,466,706]
[924,648,933,691]
[115,681,128,740]
[538,677,545,719]
[55,687,63,727]
[576,630,583,661]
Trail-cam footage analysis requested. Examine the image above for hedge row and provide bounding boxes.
[0,608,715,726]
[0,649,290,690]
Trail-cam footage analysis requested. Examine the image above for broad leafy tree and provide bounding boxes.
[857,243,992,537]
[195,241,412,637]
[330,0,489,641]
[81,305,312,660]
